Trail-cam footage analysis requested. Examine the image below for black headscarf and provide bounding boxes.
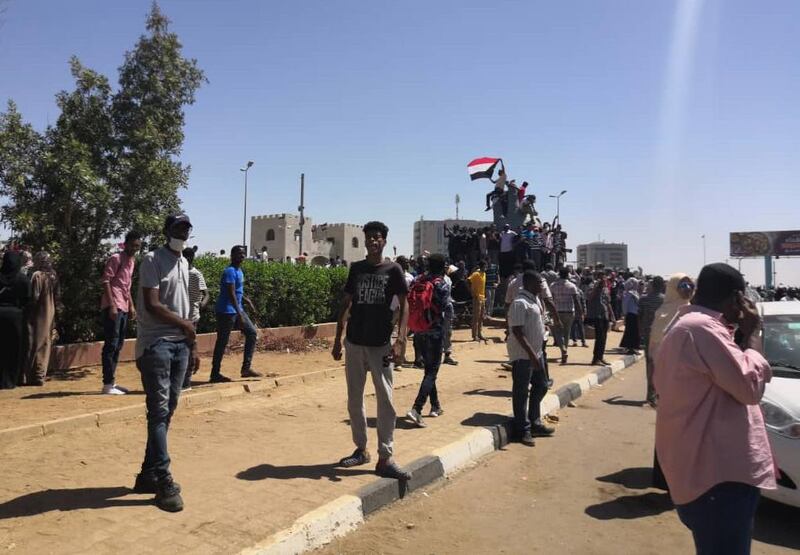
[0,251,30,307]
[0,251,21,279]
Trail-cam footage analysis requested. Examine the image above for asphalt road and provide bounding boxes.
[321,359,800,555]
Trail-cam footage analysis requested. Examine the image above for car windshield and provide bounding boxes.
[763,315,800,375]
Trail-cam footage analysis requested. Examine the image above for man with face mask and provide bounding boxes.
[654,263,775,554]
[132,214,198,512]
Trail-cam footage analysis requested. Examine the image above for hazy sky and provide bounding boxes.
[1,0,798,285]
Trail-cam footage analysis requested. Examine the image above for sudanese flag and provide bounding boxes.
[467,157,501,181]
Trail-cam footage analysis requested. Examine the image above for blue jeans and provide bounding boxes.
[511,358,548,434]
[676,482,760,555]
[211,311,258,376]
[413,332,444,411]
[101,308,128,385]
[137,339,189,479]
[485,287,496,318]
[570,317,586,343]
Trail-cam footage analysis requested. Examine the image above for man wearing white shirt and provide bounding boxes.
[507,271,555,446]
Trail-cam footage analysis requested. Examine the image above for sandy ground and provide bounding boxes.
[321,361,800,555]
[0,327,627,554]
[1,338,343,428]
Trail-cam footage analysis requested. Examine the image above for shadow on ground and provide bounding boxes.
[596,467,654,490]
[0,487,150,519]
[603,395,648,408]
[754,498,800,550]
[237,463,373,482]
[460,412,509,427]
[463,388,511,398]
[585,492,673,520]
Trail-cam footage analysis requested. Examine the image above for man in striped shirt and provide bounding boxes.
[181,248,208,390]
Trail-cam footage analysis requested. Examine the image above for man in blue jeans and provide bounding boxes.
[406,254,448,427]
[210,245,262,382]
[507,270,555,446]
[99,231,141,395]
[133,214,199,512]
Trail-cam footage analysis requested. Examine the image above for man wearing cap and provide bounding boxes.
[132,214,198,512]
[654,263,775,553]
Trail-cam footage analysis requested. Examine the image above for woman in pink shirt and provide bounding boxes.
[654,263,775,555]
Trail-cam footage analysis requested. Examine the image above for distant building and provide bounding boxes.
[250,213,363,265]
[413,218,494,258]
[577,242,628,269]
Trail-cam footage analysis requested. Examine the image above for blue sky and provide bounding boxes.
[1,0,798,285]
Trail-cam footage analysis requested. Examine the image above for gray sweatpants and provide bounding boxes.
[344,339,396,459]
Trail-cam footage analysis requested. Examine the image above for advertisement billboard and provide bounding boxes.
[730,230,800,257]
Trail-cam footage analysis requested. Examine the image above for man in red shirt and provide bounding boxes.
[99,231,141,395]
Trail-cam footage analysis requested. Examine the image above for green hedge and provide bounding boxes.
[59,256,348,342]
[193,257,349,334]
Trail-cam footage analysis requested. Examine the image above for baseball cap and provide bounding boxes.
[163,213,192,233]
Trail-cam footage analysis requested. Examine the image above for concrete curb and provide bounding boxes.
[0,364,344,443]
[239,353,642,555]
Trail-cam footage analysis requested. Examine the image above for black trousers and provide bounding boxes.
[592,318,609,362]
[0,307,24,389]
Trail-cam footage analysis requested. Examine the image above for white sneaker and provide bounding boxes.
[113,384,129,393]
[407,408,426,428]
[102,384,126,395]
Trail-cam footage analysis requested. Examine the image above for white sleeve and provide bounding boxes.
[508,299,526,328]
[139,255,160,289]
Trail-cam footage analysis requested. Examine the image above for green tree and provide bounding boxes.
[0,2,205,342]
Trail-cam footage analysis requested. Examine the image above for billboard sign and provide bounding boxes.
[730,230,800,257]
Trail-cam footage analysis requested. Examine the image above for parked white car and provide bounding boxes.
[758,301,800,508]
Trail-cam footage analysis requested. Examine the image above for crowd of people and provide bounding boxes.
[0,248,60,389]
[1,212,796,555]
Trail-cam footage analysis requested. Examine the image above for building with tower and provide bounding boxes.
[250,213,363,265]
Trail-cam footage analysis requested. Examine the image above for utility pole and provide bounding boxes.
[298,173,305,257]
[701,234,706,265]
[455,194,460,220]
[240,161,254,251]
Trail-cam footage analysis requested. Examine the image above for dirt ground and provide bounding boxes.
[0,327,634,554]
[321,361,800,555]
[0,337,344,428]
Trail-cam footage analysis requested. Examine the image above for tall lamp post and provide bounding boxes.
[240,160,254,250]
[701,234,706,265]
[549,190,568,222]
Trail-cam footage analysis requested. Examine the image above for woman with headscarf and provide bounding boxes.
[647,272,695,490]
[0,251,31,389]
[22,252,60,386]
[648,273,695,359]
[618,277,641,355]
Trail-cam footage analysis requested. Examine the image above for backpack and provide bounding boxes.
[407,275,443,333]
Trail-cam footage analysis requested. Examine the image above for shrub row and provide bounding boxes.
[193,257,349,334]
[56,257,349,343]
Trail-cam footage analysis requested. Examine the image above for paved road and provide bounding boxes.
[322,360,800,555]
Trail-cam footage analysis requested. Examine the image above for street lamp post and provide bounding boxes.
[548,190,568,222]
[241,160,254,251]
[701,234,706,266]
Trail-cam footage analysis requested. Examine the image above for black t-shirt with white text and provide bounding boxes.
[344,259,408,346]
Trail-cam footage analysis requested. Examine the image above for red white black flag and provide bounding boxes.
[467,157,501,181]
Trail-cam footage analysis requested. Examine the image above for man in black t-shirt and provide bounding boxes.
[332,221,411,480]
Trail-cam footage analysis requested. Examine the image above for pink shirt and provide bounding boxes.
[654,304,776,505]
[100,252,134,312]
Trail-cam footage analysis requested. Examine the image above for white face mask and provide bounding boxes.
[168,237,186,252]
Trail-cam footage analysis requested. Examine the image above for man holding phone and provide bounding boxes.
[654,263,775,554]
